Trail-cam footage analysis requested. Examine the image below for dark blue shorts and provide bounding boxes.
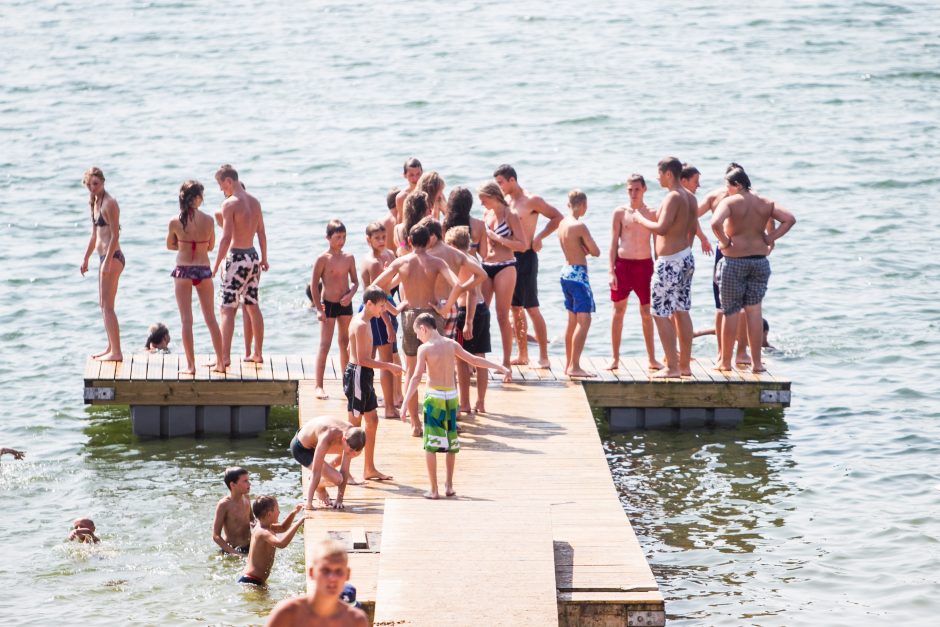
[560,265,595,314]
[360,303,398,352]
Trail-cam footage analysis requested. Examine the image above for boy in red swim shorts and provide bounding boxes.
[607,174,664,371]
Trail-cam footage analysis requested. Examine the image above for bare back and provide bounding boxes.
[654,188,698,256]
[716,192,774,257]
[394,252,450,309]
[223,190,263,248]
[557,217,591,266]
[421,337,458,389]
[348,315,371,365]
[426,242,463,301]
[297,417,346,453]
[170,210,215,266]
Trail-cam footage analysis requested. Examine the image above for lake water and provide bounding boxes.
[2,1,939,624]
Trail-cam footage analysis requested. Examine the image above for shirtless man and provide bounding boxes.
[394,158,423,228]
[370,224,467,435]
[211,164,268,367]
[212,467,254,556]
[558,190,600,377]
[265,539,368,627]
[291,416,366,510]
[711,167,795,373]
[346,287,404,481]
[680,163,715,256]
[630,157,699,378]
[608,174,663,371]
[493,164,563,368]
[421,217,487,340]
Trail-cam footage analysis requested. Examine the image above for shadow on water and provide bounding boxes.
[600,407,796,622]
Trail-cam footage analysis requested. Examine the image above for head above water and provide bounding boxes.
[252,495,278,521]
[309,538,351,597]
[146,322,170,350]
[72,517,95,532]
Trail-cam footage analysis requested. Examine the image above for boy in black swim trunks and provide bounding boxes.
[212,466,254,556]
[310,219,359,400]
[239,496,303,587]
[346,287,404,481]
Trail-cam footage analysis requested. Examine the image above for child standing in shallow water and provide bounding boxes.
[239,496,303,587]
[400,313,509,499]
[557,190,601,378]
[310,219,359,399]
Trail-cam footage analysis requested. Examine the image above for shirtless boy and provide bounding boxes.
[361,222,402,418]
[680,163,715,256]
[212,165,268,367]
[68,517,99,543]
[394,158,423,227]
[558,190,600,378]
[630,157,699,378]
[238,496,303,587]
[291,417,366,510]
[608,174,663,372]
[382,187,400,238]
[212,466,254,556]
[422,217,487,340]
[370,224,468,436]
[265,539,368,627]
[711,167,795,373]
[401,313,509,499]
[346,287,405,481]
[310,219,359,399]
[493,164,563,368]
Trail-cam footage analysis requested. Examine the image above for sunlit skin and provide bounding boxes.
[264,550,368,626]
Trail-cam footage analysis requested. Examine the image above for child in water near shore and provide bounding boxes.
[239,496,303,587]
[400,313,509,499]
[145,322,170,352]
[68,518,100,544]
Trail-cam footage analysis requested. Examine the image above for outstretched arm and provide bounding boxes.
[453,341,510,375]
[271,504,303,532]
[1,447,25,460]
[531,197,563,252]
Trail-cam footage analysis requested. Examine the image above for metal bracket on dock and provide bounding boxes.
[84,387,115,401]
[760,389,791,404]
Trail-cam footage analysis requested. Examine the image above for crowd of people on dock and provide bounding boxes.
[66,157,795,623]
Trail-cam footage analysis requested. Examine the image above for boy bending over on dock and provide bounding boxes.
[239,496,303,587]
[265,538,368,626]
[558,190,600,378]
[310,219,359,399]
[346,287,405,481]
[401,313,509,499]
[212,466,254,556]
[292,417,366,510]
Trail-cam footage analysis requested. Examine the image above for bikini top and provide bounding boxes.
[493,219,512,239]
[179,238,210,260]
[93,211,108,227]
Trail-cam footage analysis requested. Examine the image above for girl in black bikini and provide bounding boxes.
[477,181,527,380]
[80,166,124,362]
[167,180,225,374]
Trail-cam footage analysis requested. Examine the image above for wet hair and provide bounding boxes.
[326,219,346,238]
[443,186,473,231]
[311,538,348,565]
[178,180,204,228]
[725,167,752,191]
[386,187,400,210]
[365,221,386,237]
[725,162,744,174]
[345,427,366,451]
[82,166,106,213]
[402,157,422,174]
[408,223,430,248]
[215,164,239,182]
[402,191,430,236]
[568,189,587,208]
[477,181,508,207]
[415,171,445,207]
[252,495,278,519]
[363,287,388,305]
[418,216,443,240]
[414,312,437,331]
[762,318,769,332]
[224,466,249,489]
[657,157,682,179]
[680,164,701,180]
[627,173,647,189]
[445,225,470,251]
[493,164,517,181]
[146,322,170,349]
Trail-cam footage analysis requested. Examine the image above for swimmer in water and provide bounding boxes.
[145,322,171,353]
[69,518,100,544]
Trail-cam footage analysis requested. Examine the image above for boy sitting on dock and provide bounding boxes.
[310,219,359,400]
[264,538,368,626]
[558,190,600,378]
[238,496,304,587]
[68,517,99,544]
[292,417,366,510]
[212,466,254,556]
[346,287,405,482]
[401,313,509,499]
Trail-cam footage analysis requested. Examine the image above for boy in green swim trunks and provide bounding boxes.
[400,313,509,499]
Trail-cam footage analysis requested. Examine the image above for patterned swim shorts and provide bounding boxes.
[422,388,459,453]
[716,255,771,316]
[650,248,695,317]
[219,247,260,307]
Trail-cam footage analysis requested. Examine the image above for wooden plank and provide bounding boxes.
[285,354,305,380]
[83,357,102,382]
[162,353,179,381]
[93,380,298,406]
[233,357,252,382]
[194,354,211,381]
[98,358,117,381]
[619,357,650,383]
[688,358,718,383]
[580,379,788,408]
[374,500,558,626]
[301,355,320,382]
[114,355,133,381]
[146,352,165,381]
[253,356,273,381]
[350,527,368,551]
[548,355,570,382]
[586,356,618,383]
[130,353,148,381]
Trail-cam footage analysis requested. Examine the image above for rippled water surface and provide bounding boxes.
[2,1,939,625]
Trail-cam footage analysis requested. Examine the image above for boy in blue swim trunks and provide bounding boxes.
[557,190,600,378]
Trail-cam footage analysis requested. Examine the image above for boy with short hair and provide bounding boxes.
[346,288,405,482]
[310,219,359,399]
[382,187,400,237]
[360,222,403,419]
[292,416,367,510]
[265,539,369,626]
[401,314,509,499]
[68,517,99,543]
[558,190,601,378]
[608,174,663,371]
[445,226,492,413]
[239,496,304,587]
[212,466,254,555]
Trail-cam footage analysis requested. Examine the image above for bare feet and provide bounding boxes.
[457,406,472,415]
[653,367,681,379]
[473,402,486,414]
[244,354,265,364]
[91,347,109,359]
[206,358,231,368]
[179,367,196,375]
[510,356,529,365]
[95,352,123,362]
[566,368,596,378]
[411,426,423,438]
[751,365,766,374]
[735,353,752,366]
[537,357,551,369]
[383,411,400,420]
[680,369,693,377]
[648,360,665,371]
[364,468,393,481]
[423,491,440,500]
[315,386,329,400]
[444,486,457,497]
[714,363,734,372]
[605,358,620,370]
